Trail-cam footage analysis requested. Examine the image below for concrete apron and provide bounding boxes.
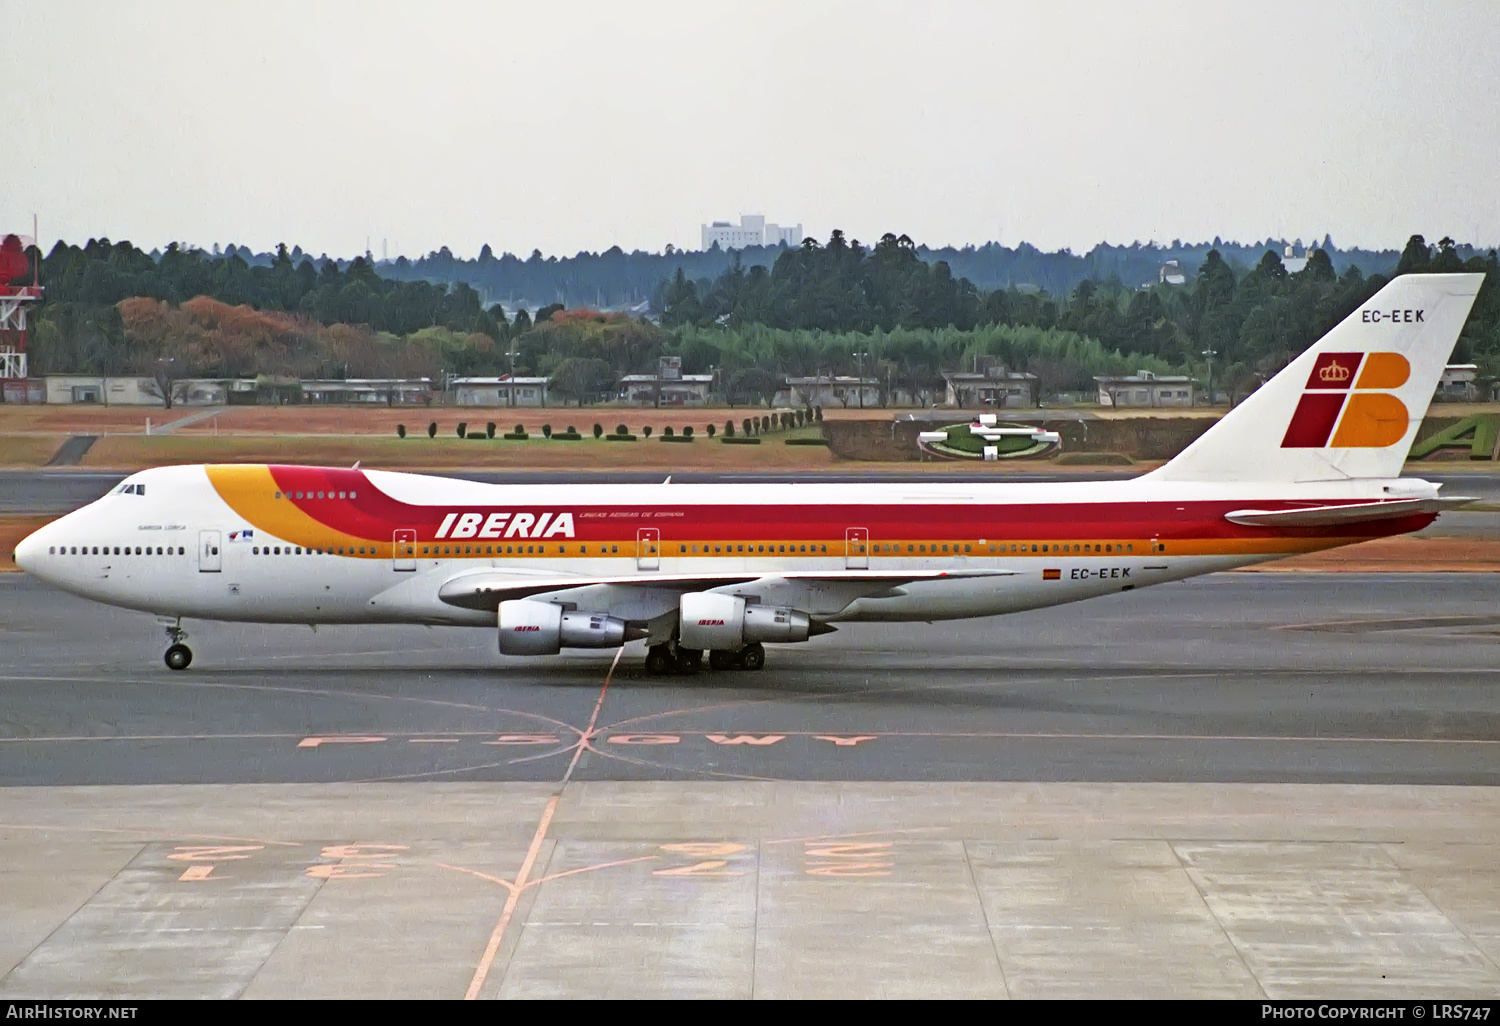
[1,782,1497,999]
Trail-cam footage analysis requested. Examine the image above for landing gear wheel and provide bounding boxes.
[708,649,739,671]
[738,643,766,671]
[673,648,703,675]
[644,644,672,676]
[164,644,193,671]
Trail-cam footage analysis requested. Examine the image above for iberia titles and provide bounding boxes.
[434,511,576,540]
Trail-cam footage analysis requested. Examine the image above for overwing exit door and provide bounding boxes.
[637,527,660,570]
[393,529,416,571]
[199,530,222,572]
[845,527,869,569]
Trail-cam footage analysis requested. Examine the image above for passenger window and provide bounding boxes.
[275,492,283,499]
[338,492,346,499]
[253,547,259,555]
[349,491,357,499]
[611,545,617,553]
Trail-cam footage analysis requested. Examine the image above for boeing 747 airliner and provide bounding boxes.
[12,273,1484,673]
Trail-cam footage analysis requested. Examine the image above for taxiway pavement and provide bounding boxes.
[4,571,1500,998]
[2,572,1497,786]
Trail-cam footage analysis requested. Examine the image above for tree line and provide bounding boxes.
[11,232,1496,407]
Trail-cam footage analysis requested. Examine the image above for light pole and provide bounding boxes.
[853,350,870,408]
[506,348,519,408]
[1201,347,1217,407]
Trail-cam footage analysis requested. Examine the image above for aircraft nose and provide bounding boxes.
[13,524,46,575]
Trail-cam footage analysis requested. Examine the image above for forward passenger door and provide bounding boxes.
[198,530,221,573]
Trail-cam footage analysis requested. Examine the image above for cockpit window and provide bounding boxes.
[114,483,145,495]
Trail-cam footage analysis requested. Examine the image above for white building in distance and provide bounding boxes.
[701,215,803,251]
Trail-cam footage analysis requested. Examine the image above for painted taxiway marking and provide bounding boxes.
[464,794,558,1001]
[298,735,387,748]
[177,864,216,882]
[463,646,624,1000]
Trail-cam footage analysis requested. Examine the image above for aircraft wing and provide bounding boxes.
[1223,496,1475,527]
[437,567,1017,612]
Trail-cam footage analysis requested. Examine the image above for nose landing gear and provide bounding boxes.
[161,619,192,671]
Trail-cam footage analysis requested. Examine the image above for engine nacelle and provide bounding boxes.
[497,600,634,656]
[678,592,813,650]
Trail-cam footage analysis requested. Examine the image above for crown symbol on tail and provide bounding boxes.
[1318,362,1352,383]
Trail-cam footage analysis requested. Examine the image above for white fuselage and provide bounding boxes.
[13,464,1438,634]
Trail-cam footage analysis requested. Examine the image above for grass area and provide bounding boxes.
[0,436,67,468]
[0,516,55,571]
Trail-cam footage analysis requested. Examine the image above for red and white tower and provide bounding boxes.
[0,232,40,381]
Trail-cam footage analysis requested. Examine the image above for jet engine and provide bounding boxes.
[677,592,819,650]
[497,599,643,656]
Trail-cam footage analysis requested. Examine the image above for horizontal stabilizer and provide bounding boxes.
[1223,496,1475,527]
[438,567,1017,610]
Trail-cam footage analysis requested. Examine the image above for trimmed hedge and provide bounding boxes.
[721,436,762,445]
[785,437,830,446]
[502,432,528,440]
[662,434,694,443]
[552,431,584,441]
[605,434,639,441]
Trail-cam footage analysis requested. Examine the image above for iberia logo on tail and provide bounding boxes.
[1280,351,1411,448]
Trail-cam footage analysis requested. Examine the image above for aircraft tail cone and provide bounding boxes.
[808,621,837,637]
[623,624,651,642]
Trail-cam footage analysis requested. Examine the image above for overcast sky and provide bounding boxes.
[3,1,1497,258]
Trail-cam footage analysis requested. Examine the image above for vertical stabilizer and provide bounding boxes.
[1147,273,1484,482]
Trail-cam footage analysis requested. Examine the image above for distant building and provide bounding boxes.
[43,376,229,406]
[619,373,713,406]
[1158,259,1188,286]
[302,379,433,405]
[782,376,880,408]
[451,376,549,407]
[1282,243,1314,274]
[1436,364,1480,402]
[942,366,1037,408]
[1094,370,1196,408]
[701,214,803,251]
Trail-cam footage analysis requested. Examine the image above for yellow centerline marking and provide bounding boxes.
[461,646,623,1000]
[463,794,557,1001]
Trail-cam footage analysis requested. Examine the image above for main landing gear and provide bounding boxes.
[646,641,765,676]
[162,619,192,671]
